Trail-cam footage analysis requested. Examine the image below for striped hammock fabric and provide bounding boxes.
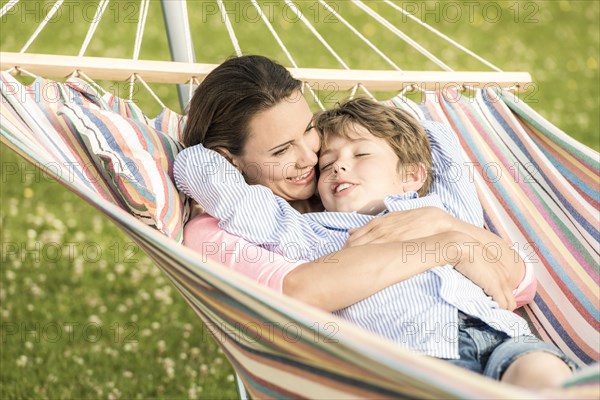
[1,73,598,399]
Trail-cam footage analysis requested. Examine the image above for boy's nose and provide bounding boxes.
[333,162,347,174]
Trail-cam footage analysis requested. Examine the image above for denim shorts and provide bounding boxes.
[444,312,579,380]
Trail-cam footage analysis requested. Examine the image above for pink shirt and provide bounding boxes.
[184,213,537,307]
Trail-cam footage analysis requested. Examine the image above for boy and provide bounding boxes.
[174,98,575,387]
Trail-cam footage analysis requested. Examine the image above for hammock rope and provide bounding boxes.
[352,0,453,71]
[0,0,19,18]
[384,0,503,72]
[133,0,150,61]
[20,0,64,53]
[319,0,401,71]
[218,0,243,57]
[78,0,110,57]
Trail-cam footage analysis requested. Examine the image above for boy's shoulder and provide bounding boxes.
[420,120,461,145]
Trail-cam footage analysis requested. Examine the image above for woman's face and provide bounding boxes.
[231,93,320,201]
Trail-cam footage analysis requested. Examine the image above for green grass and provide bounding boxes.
[1,1,598,398]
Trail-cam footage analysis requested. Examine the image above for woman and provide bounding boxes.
[181,55,535,312]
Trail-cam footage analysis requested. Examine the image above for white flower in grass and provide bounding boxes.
[5,270,15,281]
[99,305,107,314]
[26,304,34,312]
[190,347,200,357]
[47,374,58,383]
[108,388,122,400]
[115,263,125,275]
[122,371,133,379]
[26,229,36,240]
[188,385,203,399]
[139,290,150,301]
[227,374,235,382]
[107,272,115,282]
[25,341,33,350]
[73,259,84,277]
[141,329,152,337]
[30,284,43,298]
[117,304,127,313]
[124,342,138,353]
[74,231,86,241]
[151,321,161,330]
[185,366,197,378]
[16,355,28,367]
[163,357,175,379]
[8,198,18,216]
[179,352,187,361]
[1,309,9,319]
[89,315,102,324]
[157,340,166,353]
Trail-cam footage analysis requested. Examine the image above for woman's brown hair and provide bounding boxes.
[183,55,302,155]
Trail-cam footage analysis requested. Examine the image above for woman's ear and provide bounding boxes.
[402,163,427,192]
[214,147,241,171]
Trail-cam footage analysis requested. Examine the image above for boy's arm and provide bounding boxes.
[174,144,321,255]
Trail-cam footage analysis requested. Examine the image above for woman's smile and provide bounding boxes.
[287,168,316,184]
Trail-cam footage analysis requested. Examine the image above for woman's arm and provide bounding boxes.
[185,214,518,311]
[284,230,517,312]
[344,207,528,306]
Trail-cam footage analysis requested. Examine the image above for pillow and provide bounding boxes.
[58,103,190,243]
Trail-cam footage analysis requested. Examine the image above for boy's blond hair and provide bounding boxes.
[314,97,433,196]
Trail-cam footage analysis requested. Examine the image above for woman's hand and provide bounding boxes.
[452,239,517,311]
[345,207,455,247]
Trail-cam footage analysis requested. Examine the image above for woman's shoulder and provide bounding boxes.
[183,213,224,244]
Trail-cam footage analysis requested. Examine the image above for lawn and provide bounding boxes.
[1,1,598,399]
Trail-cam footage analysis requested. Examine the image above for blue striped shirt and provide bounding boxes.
[175,121,530,358]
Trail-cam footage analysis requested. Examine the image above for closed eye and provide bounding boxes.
[320,162,333,171]
[355,153,370,157]
[273,145,290,156]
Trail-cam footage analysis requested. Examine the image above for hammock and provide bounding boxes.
[1,1,598,398]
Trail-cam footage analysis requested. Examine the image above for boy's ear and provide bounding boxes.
[402,163,427,192]
[214,147,241,171]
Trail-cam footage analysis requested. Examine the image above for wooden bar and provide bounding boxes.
[1,52,532,91]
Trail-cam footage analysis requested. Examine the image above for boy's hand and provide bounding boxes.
[345,207,454,247]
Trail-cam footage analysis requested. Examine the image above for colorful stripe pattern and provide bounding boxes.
[58,103,189,243]
[2,74,598,398]
[400,88,599,368]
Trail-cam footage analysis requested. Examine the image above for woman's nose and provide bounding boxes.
[297,142,318,168]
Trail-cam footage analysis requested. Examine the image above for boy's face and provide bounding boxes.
[317,124,406,215]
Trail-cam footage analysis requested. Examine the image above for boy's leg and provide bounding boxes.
[484,335,578,389]
[501,351,573,389]
[443,312,500,374]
